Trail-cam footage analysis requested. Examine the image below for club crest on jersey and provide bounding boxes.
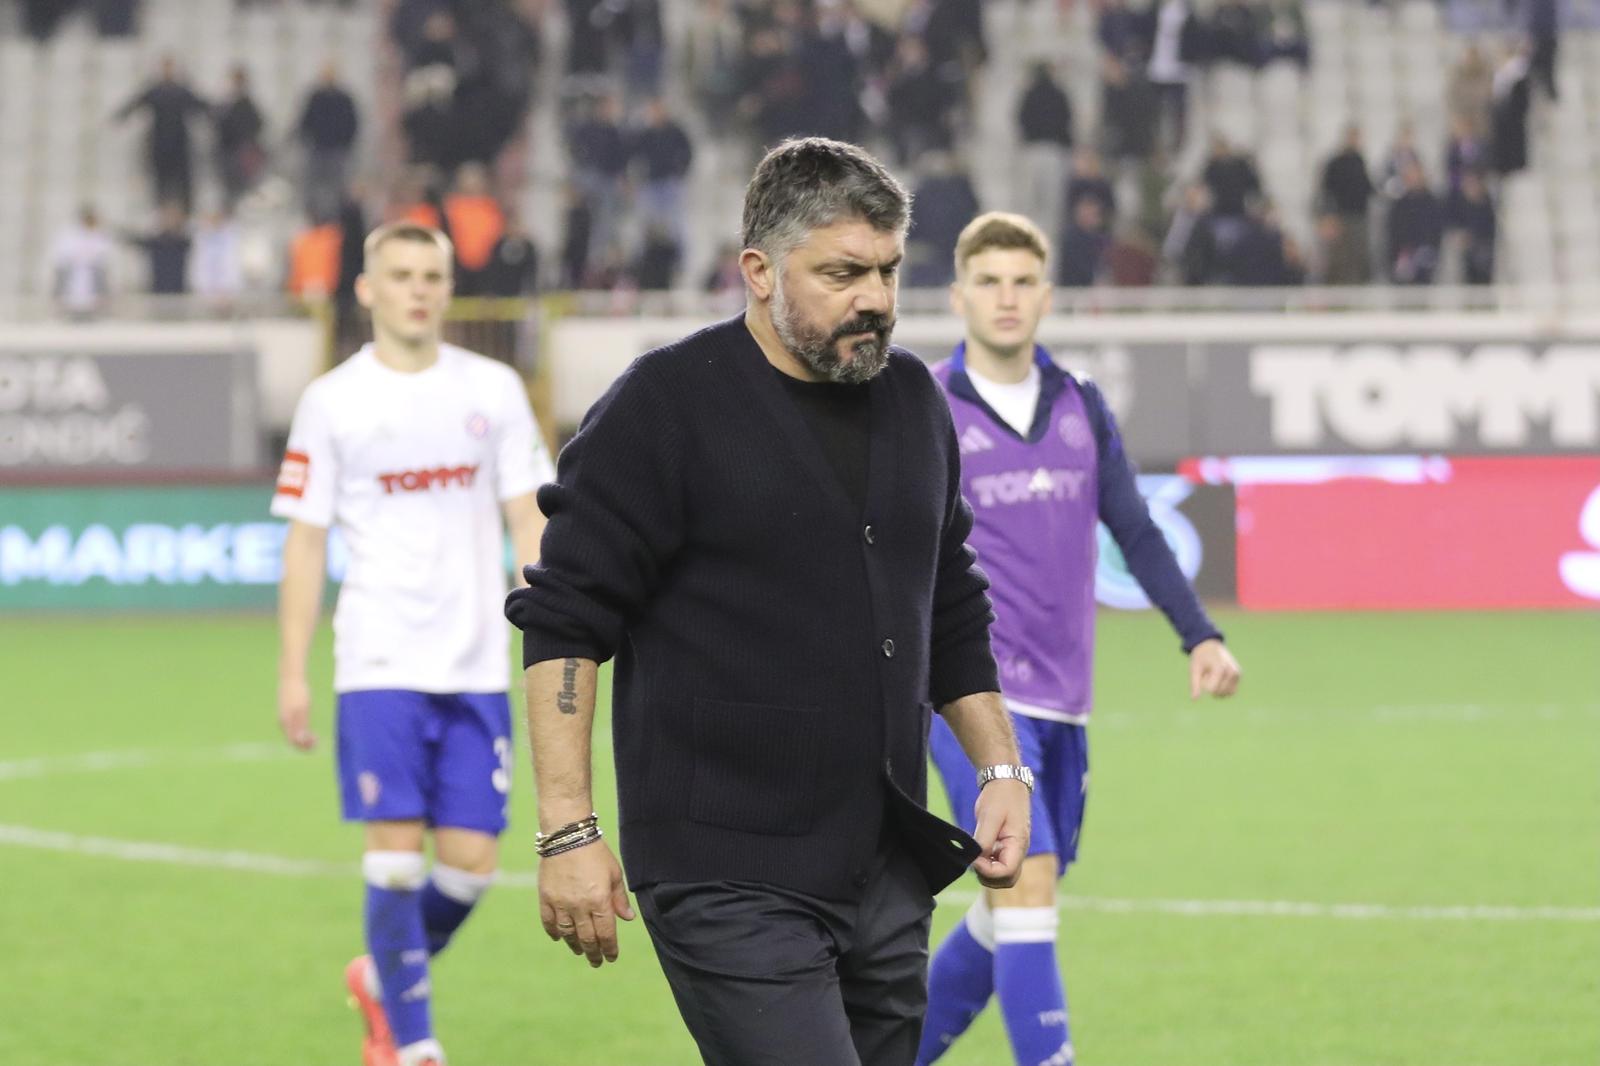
[377,464,480,494]
[275,450,309,498]
[465,412,490,439]
[1058,412,1091,449]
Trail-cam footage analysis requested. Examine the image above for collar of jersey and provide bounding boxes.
[947,341,1072,444]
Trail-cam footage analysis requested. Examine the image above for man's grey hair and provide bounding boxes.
[741,138,912,265]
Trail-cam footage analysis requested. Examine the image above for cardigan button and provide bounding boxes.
[881,638,895,658]
[863,524,876,545]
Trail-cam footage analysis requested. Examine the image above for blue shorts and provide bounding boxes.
[929,711,1088,877]
[335,690,513,835]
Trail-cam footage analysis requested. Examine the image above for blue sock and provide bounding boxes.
[363,851,433,1049]
[994,907,1073,1066]
[915,899,996,1065]
[420,864,495,956]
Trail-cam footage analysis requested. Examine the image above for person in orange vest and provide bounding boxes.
[444,163,506,295]
[288,218,342,299]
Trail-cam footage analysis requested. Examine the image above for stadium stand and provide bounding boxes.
[0,0,1596,315]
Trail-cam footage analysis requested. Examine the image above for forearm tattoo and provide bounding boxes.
[556,657,579,715]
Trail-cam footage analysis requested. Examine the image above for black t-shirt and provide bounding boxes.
[774,368,871,513]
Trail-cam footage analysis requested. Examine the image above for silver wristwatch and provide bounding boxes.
[976,763,1035,793]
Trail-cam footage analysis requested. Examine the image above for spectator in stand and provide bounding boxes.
[736,23,809,150]
[1379,120,1422,200]
[1058,196,1111,287]
[564,0,612,80]
[287,214,341,299]
[630,98,694,253]
[297,63,360,225]
[190,209,243,302]
[701,241,743,297]
[113,56,208,213]
[906,151,980,287]
[401,10,461,167]
[634,223,681,291]
[613,0,667,104]
[1386,159,1444,285]
[1147,0,1197,158]
[1065,146,1117,228]
[568,92,632,265]
[1522,0,1558,101]
[214,66,266,211]
[885,35,957,165]
[91,0,140,36]
[1446,169,1496,284]
[333,182,369,355]
[1101,51,1159,169]
[1105,224,1161,286]
[559,183,594,289]
[481,211,541,297]
[445,164,508,295]
[1211,0,1264,67]
[803,4,869,144]
[1017,62,1074,249]
[923,0,987,75]
[1262,0,1310,68]
[1491,42,1533,176]
[683,0,747,133]
[1317,123,1375,284]
[1098,0,1148,62]
[1202,134,1262,220]
[1448,41,1495,139]
[1443,112,1490,198]
[122,202,193,296]
[1163,182,1217,284]
[49,206,115,318]
[390,0,449,63]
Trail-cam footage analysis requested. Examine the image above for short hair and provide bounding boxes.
[740,138,911,265]
[362,222,454,273]
[954,212,1051,277]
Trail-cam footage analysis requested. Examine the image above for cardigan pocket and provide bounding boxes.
[688,697,822,836]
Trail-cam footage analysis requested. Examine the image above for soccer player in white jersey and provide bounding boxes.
[272,222,555,1066]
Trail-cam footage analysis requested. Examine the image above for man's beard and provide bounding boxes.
[771,275,894,385]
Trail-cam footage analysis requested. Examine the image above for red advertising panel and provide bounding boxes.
[1216,457,1600,610]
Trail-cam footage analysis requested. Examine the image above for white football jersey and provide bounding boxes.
[271,343,556,694]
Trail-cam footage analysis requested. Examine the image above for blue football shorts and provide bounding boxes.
[335,690,513,835]
[930,709,1088,877]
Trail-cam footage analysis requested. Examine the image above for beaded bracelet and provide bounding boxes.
[538,826,604,859]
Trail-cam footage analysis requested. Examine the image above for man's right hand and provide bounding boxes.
[277,675,316,751]
[539,841,635,968]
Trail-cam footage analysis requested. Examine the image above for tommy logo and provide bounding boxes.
[971,467,1090,507]
[465,412,490,439]
[275,450,310,498]
[358,771,381,807]
[959,424,995,455]
[377,464,480,494]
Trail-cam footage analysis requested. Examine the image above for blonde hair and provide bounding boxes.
[953,211,1051,277]
[362,221,455,273]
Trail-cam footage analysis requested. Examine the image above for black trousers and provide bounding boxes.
[636,846,935,1066]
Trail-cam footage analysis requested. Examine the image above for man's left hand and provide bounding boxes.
[970,779,1030,888]
[1189,638,1241,699]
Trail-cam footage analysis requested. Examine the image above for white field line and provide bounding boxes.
[4,742,1598,924]
[1,823,1596,923]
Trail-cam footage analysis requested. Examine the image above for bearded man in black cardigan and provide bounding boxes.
[507,137,1031,1066]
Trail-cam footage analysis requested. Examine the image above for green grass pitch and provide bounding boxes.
[0,609,1596,1065]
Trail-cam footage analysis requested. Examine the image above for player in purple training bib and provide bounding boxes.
[916,213,1242,1066]
[273,222,555,1066]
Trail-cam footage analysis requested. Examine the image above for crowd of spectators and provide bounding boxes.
[33,0,1573,311]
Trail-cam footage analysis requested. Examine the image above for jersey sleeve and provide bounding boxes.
[270,385,338,528]
[494,374,557,501]
[1080,376,1223,653]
